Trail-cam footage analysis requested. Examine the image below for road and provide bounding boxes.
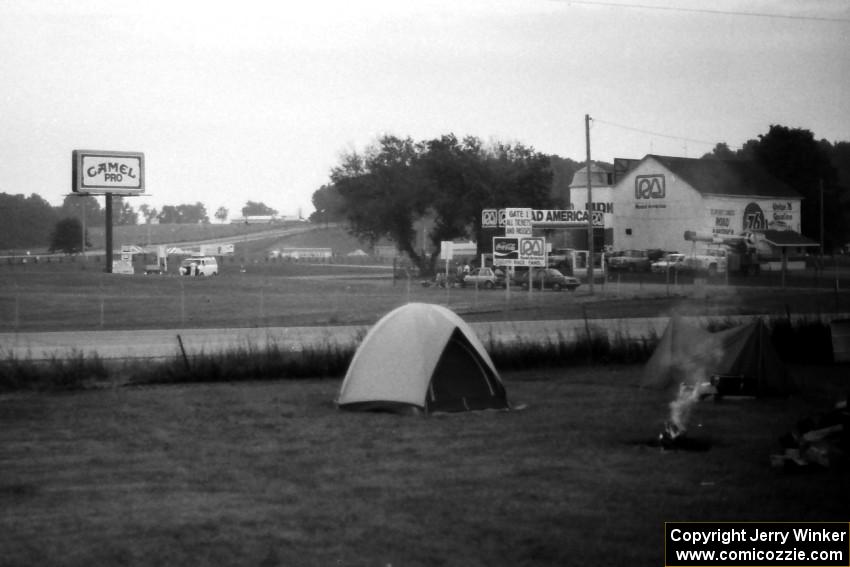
[5,312,845,362]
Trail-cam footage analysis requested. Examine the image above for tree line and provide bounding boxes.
[3,124,848,257]
[0,195,280,253]
[313,126,850,273]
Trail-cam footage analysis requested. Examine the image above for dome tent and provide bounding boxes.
[337,303,508,414]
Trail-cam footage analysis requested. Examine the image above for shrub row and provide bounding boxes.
[0,318,838,392]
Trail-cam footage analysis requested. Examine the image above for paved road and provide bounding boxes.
[2,314,827,362]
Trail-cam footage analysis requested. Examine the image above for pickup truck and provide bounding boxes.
[682,248,728,276]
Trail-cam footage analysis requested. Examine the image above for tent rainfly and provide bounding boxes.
[642,316,790,397]
[337,303,509,413]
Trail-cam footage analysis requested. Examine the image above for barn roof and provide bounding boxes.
[645,155,801,199]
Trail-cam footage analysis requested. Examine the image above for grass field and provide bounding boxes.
[3,258,850,333]
[1,364,847,566]
[2,227,849,565]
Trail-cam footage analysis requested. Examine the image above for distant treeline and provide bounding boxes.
[0,195,279,251]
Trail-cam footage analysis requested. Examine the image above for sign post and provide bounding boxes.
[72,150,145,273]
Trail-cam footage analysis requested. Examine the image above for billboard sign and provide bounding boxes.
[492,237,519,266]
[519,237,546,267]
[73,150,145,195]
[531,209,604,227]
[494,236,546,267]
[504,207,533,236]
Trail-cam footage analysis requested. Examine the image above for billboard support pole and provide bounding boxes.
[104,193,113,274]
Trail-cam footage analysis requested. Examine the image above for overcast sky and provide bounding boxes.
[1,0,848,220]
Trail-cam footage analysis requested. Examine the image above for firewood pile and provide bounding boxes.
[771,398,849,469]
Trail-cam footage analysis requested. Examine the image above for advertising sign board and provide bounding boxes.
[200,243,235,256]
[481,209,499,229]
[492,237,519,266]
[531,209,603,227]
[519,237,546,267]
[72,150,145,195]
[504,207,533,236]
[494,236,546,267]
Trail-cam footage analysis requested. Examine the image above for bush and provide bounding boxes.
[0,351,108,392]
[0,317,838,392]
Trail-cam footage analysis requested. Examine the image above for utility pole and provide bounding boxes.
[820,178,823,265]
[585,114,594,294]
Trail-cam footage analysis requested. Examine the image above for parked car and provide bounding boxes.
[179,256,219,276]
[517,268,580,292]
[651,253,686,273]
[462,267,505,289]
[608,249,651,272]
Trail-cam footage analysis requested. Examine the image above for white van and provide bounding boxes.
[179,256,219,276]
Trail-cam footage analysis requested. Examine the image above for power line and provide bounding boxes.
[559,0,850,23]
[592,117,739,150]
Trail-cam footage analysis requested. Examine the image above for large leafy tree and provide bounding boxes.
[332,135,431,267]
[328,133,554,272]
[421,135,553,264]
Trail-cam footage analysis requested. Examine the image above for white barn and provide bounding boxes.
[609,155,812,256]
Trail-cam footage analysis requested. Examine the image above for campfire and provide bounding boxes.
[648,381,716,452]
[658,420,685,448]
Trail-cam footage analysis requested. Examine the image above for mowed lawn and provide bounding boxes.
[1,365,847,566]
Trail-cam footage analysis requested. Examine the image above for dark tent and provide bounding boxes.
[643,316,790,397]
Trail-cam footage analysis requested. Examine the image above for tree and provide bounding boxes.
[58,195,103,227]
[138,204,158,224]
[701,142,738,160]
[332,135,430,267]
[214,207,229,223]
[309,184,346,224]
[745,125,841,249]
[549,155,584,208]
[0,193,59,250]
[177,202,209,224]
[327,133,554,273]
[419,135,554,267]
[157,205,180,224]
[49,217,89,254]
[156,202,209,224]
[241,201,278,217]
[112,196,138,226]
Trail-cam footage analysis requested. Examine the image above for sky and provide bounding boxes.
[1,0,848,221]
